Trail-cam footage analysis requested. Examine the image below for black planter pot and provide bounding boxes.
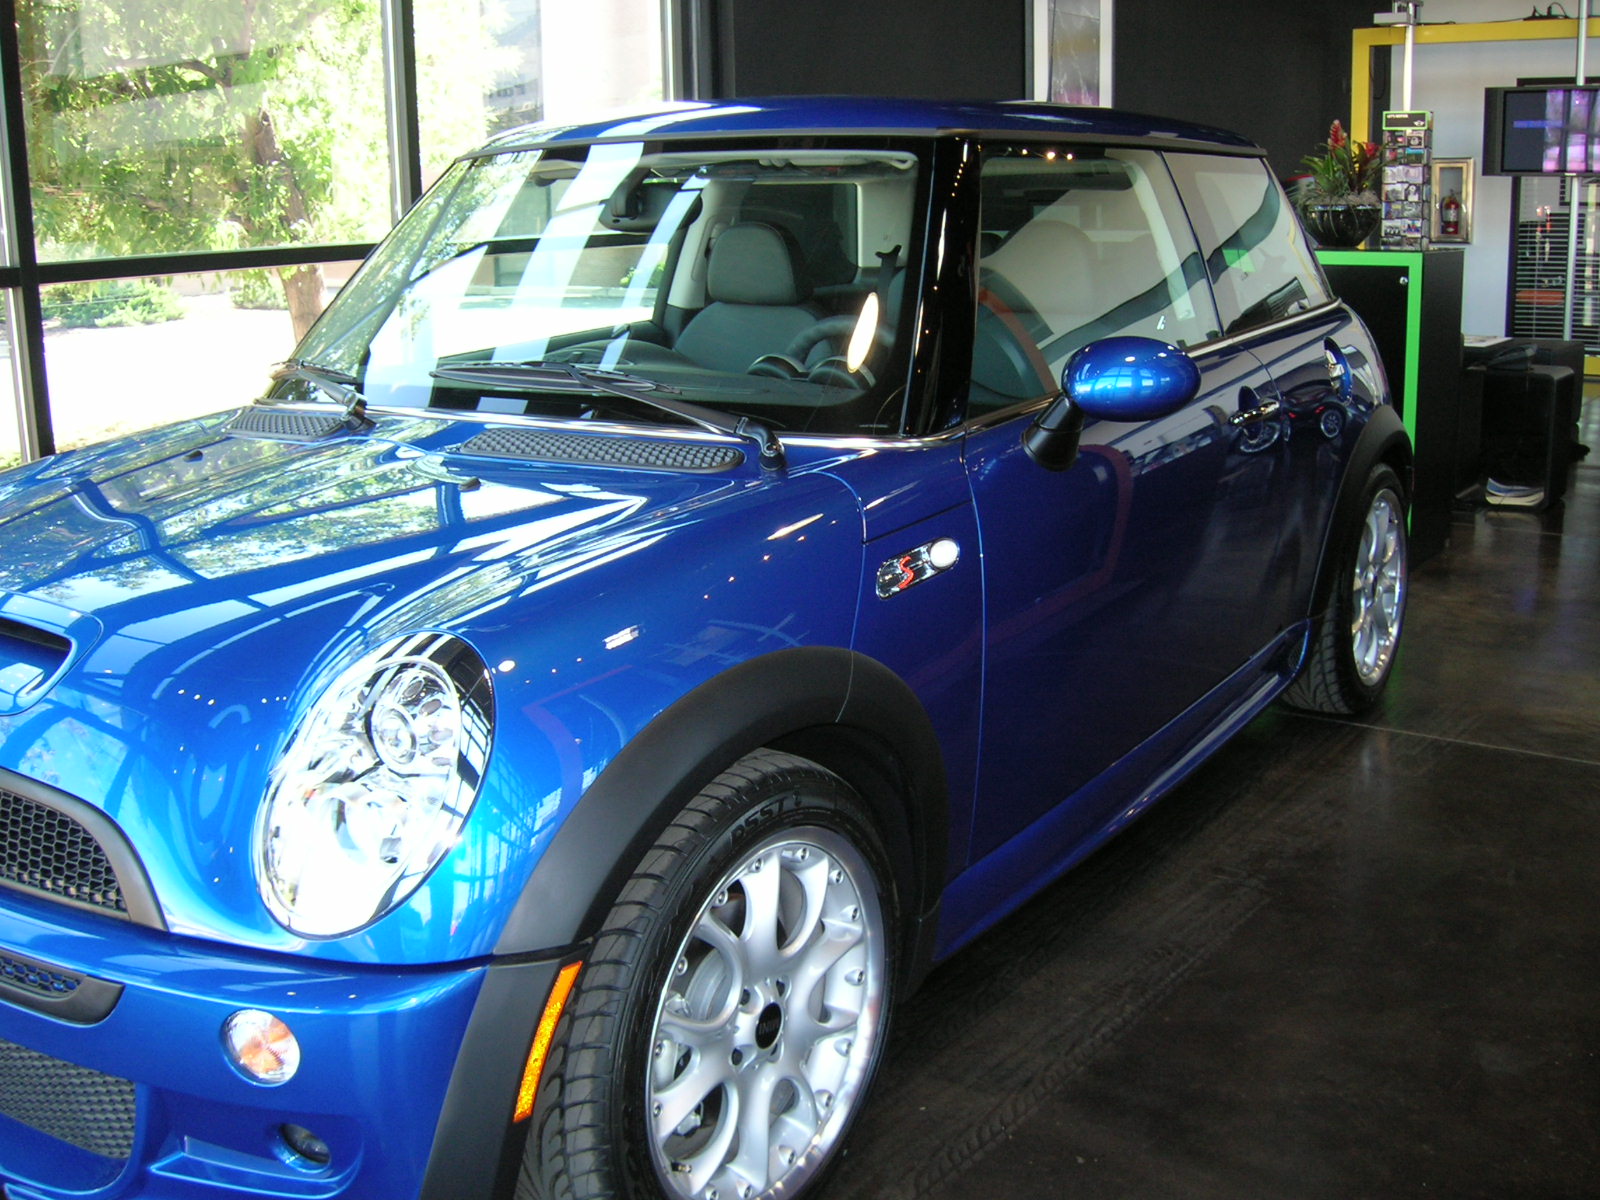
[1299,202,1381,248]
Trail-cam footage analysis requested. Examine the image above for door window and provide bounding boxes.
[970,147,1220,413]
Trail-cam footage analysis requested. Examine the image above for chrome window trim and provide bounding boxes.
[949,296,1351,434]
[1193,296,1348,357]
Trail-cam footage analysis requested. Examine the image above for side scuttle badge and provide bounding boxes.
[876,538,961,599]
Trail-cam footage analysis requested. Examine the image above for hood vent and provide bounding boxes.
[455,428,744,473]
[227,406,352,441]
[0,619,71,715]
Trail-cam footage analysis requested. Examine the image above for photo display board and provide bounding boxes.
[1382,110,1432,251]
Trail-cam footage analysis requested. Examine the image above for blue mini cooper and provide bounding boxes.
[0,98,1407,1200]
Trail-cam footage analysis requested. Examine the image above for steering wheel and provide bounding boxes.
[784,314,861,365]
[745,312,894,383]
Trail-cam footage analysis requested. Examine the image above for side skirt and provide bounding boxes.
[934,621,1311,959]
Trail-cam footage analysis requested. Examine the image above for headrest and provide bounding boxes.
[982,220,1094,329]
[707,223,810,306]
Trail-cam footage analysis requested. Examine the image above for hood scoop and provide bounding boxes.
[227,406,356,442]
[454,428,745,473]
[0,619,72,715]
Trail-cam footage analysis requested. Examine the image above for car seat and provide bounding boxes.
[970,220,1096,408]
[674,223,826,373]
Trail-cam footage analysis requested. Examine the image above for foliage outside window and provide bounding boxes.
[7,0,668,457]
[0,321,21,471]
[17,0,500,339]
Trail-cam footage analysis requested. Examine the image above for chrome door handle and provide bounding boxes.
[1229,397,1281,426]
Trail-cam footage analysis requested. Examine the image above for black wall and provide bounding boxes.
[1113,0,1384,175]
[707,0,1380,178]
[708,0,1027,99]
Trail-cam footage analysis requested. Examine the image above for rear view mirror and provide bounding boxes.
[1023,336,1202,471]
[602,174,681,231]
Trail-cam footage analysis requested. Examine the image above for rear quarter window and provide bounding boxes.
[1164,153,1331,337]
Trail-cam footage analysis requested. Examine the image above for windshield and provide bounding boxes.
[291,139,928,439]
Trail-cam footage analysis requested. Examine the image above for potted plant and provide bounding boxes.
[1296,119,1380,247]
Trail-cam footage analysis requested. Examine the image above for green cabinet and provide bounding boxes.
[1316,248,1465,563]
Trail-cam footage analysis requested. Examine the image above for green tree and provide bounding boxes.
[19,0,511,340]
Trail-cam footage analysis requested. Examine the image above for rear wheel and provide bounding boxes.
[1283,463,1408,715]
[520,750,895,1200]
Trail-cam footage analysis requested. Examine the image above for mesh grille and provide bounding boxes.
[0,789,126,915]
[228,407,348,440]
[0,954,81,998]
[457,429,745,472]
[0,1037,136,1160]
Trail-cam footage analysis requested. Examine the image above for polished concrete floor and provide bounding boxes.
[829,402,1600,1198]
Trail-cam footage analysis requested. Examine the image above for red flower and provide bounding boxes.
[1328,119,1347,149]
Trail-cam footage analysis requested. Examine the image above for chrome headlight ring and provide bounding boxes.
[255,632,494,938]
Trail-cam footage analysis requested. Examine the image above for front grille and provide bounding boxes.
[0,1036,136,1160]
[0,788,127,915]
[0,953,80,999]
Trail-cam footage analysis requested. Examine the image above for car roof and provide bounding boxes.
[473,96,1261,156]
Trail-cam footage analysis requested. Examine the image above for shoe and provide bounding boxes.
[1484,478,1546,507]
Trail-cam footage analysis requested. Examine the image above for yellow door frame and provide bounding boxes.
[1349,18,1600,375]
[1349,18,1600,143]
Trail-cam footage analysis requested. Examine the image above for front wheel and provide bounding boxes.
[1283,463,1409,715]
[520,750,895,1200]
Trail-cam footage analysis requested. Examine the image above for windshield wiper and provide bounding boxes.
[429,361,785,470]
[265,359,371,428]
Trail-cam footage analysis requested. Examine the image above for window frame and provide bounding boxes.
[0,0,678,464]
[1162,150,1334,340]
[961,139,1223,424]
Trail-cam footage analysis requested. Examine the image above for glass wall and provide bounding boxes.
[19,0,392,261]
[0,319,21,471]
[414,0,667,184]
[41,264,362,449]
[2,0,671,461]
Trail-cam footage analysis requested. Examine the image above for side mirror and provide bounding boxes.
[1023,336,1203,471]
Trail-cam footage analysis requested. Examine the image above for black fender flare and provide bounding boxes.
[421,649,949,1200]
[1307,403,1413,620]
[492,645,950,962]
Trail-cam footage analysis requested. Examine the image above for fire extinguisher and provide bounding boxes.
[1442,191,1461,237]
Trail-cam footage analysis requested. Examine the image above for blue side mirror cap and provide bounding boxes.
[1061,336,1202,423]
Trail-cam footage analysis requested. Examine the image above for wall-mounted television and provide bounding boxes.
[1484,85,1600,175]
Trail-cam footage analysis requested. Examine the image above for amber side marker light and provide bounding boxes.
[514,961,583,1122]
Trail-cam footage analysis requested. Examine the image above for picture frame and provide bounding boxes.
[1431,157,1473,243]
[1030,0,1113,106]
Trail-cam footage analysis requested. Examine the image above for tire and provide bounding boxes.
[1282,463,1408,715]
[519,750,896,1200]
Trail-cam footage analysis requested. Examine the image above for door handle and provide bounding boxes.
[1229,397,1281,426]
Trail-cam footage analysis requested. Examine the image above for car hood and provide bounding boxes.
[0,409,866,960]
[0,412,729,620]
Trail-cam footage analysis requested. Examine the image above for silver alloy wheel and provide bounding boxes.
[645,826,885,1200]
[1350,487,1406,686]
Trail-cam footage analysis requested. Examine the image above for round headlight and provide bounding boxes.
[255,633,493,937]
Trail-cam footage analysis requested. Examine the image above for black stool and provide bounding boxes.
[1475,363,1578,507]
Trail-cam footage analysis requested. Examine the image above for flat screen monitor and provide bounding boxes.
[1484,85,1600,175]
